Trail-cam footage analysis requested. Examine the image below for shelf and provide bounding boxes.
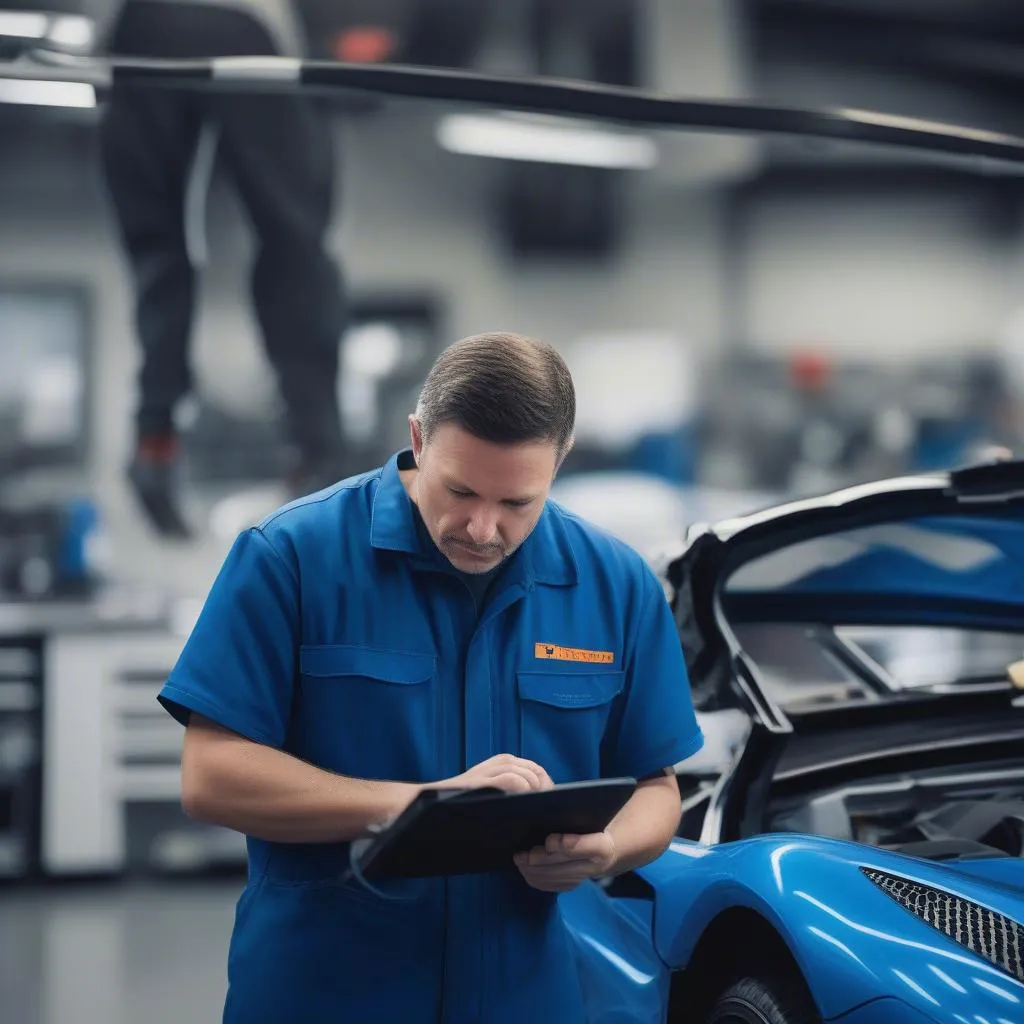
[114,721,183,760]
[110,683,166,716]
[0,834,27,877]
[0,647,38,677]
[116,765,182,802]
[0,682,38,713]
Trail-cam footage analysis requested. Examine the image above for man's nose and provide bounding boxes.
[466,510,498,545]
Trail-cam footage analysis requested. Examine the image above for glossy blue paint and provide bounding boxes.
[557,834,1024,1023]
[938,856,1024,894]
[765,514,1024,610]
[829,997,940,1023]
[561,882,670,1024]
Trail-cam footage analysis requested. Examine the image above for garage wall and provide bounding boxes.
[739,190,1018,359]
[0,108,725,596]
[1,91,1021,597]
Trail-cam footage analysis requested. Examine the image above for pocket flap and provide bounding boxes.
[517,670,625,709]
[300,645,435,684]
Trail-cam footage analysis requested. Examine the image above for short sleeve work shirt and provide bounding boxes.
[159,449,704,1024]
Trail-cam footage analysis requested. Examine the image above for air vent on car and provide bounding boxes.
[861,867,1024,984]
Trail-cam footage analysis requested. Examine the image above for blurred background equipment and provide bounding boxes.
[5,0,1024,1018]
[183,296,439,487]
[0,282,107,602]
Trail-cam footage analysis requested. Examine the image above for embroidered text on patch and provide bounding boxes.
[535,643,615,664]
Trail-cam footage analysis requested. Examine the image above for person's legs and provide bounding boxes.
[213,85,348,492]
[100,90,198,439]
[99,3,208,535]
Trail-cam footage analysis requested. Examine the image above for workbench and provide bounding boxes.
[0,587,245,879]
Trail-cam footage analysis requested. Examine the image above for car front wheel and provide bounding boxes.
[705,976,819,1024]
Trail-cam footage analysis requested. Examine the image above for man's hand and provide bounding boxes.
[434,753,554,794]
[514,831,617,893]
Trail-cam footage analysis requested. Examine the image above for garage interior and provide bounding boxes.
[3,0,1024,1021]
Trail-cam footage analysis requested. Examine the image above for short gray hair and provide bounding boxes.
[415,332,575,457]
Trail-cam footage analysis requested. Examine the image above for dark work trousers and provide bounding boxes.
[99,1,347,468]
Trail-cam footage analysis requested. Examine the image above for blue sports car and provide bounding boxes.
[558,457,1024,1023]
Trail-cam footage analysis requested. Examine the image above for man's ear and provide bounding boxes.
[409,415,423,464]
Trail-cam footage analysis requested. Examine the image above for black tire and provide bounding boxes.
[705,976,820,1024]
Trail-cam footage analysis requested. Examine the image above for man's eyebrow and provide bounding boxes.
[442,476,476,494]
[443,477,538,503]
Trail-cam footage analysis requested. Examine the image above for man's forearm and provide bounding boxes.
[181,715,422,843]
[606,771,681,874]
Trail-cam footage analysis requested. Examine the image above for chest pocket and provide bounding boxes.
[516,669,625,784]
[299,645,437,782]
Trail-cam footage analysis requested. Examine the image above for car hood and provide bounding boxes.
[943,856,1024,895]
[636,835,1024,1019]
[666,459,1024,714]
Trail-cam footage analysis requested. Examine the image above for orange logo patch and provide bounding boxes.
[535,643,615,665]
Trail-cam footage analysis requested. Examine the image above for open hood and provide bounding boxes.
[666,458,1024,717]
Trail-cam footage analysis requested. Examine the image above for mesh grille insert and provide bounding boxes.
[861,867,1024,984]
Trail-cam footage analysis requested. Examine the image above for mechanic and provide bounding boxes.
[93,0,354,536]
[157,331,704,1023]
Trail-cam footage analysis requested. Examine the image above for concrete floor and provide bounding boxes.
[0,878,241,1024]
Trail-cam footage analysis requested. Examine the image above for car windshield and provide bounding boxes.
[723,511,1024,625]
[721,510,1024,708]
[734,621,1023,711]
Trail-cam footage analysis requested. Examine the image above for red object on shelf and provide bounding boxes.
[789,349,832,393]
[333,26,396,63]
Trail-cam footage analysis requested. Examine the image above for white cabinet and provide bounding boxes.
[0,641,41,878]
[42,629,246,876]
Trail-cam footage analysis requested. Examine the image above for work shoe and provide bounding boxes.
[127,433,193,539]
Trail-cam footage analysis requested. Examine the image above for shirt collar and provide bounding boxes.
[369,449,422,556]
[369,448,579,587]
[522,500,579,587]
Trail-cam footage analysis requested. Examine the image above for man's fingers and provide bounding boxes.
[561,833,608,859]
[515,861,589,892]
[488,755,553,789]
[459,754,555,792]
[487,762,549,791]
[528,850,576,866]
[492,771,533,793]
[508,758,553,790]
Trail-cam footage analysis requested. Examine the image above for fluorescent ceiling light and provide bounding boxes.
[0,11,94,49]
[46,15,94,50]
[0,79,95,108]
[0,12,48,40]
[436,112,657,170]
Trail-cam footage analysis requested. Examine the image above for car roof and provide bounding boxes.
[666,459,1024,717]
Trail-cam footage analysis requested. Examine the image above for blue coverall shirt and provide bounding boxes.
[158,449,704,1024]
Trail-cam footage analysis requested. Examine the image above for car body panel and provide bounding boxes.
[561,847,1024,1024]
[627,836,1023,1021]
[829,998,941,1024]
[677,463,1024,644]
[945,858,1024,893]
[727,515,1024,605]
[560,881,671,1024]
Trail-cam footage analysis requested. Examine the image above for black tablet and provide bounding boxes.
[352,777,637,881]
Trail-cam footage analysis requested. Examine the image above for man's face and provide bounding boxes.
[408,419,559,574]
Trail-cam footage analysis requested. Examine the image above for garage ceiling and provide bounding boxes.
[751,0,1024,33]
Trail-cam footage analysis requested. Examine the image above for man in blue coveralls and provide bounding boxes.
[158,331,704,1023]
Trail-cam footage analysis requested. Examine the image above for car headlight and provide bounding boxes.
[862,867,1024,984]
